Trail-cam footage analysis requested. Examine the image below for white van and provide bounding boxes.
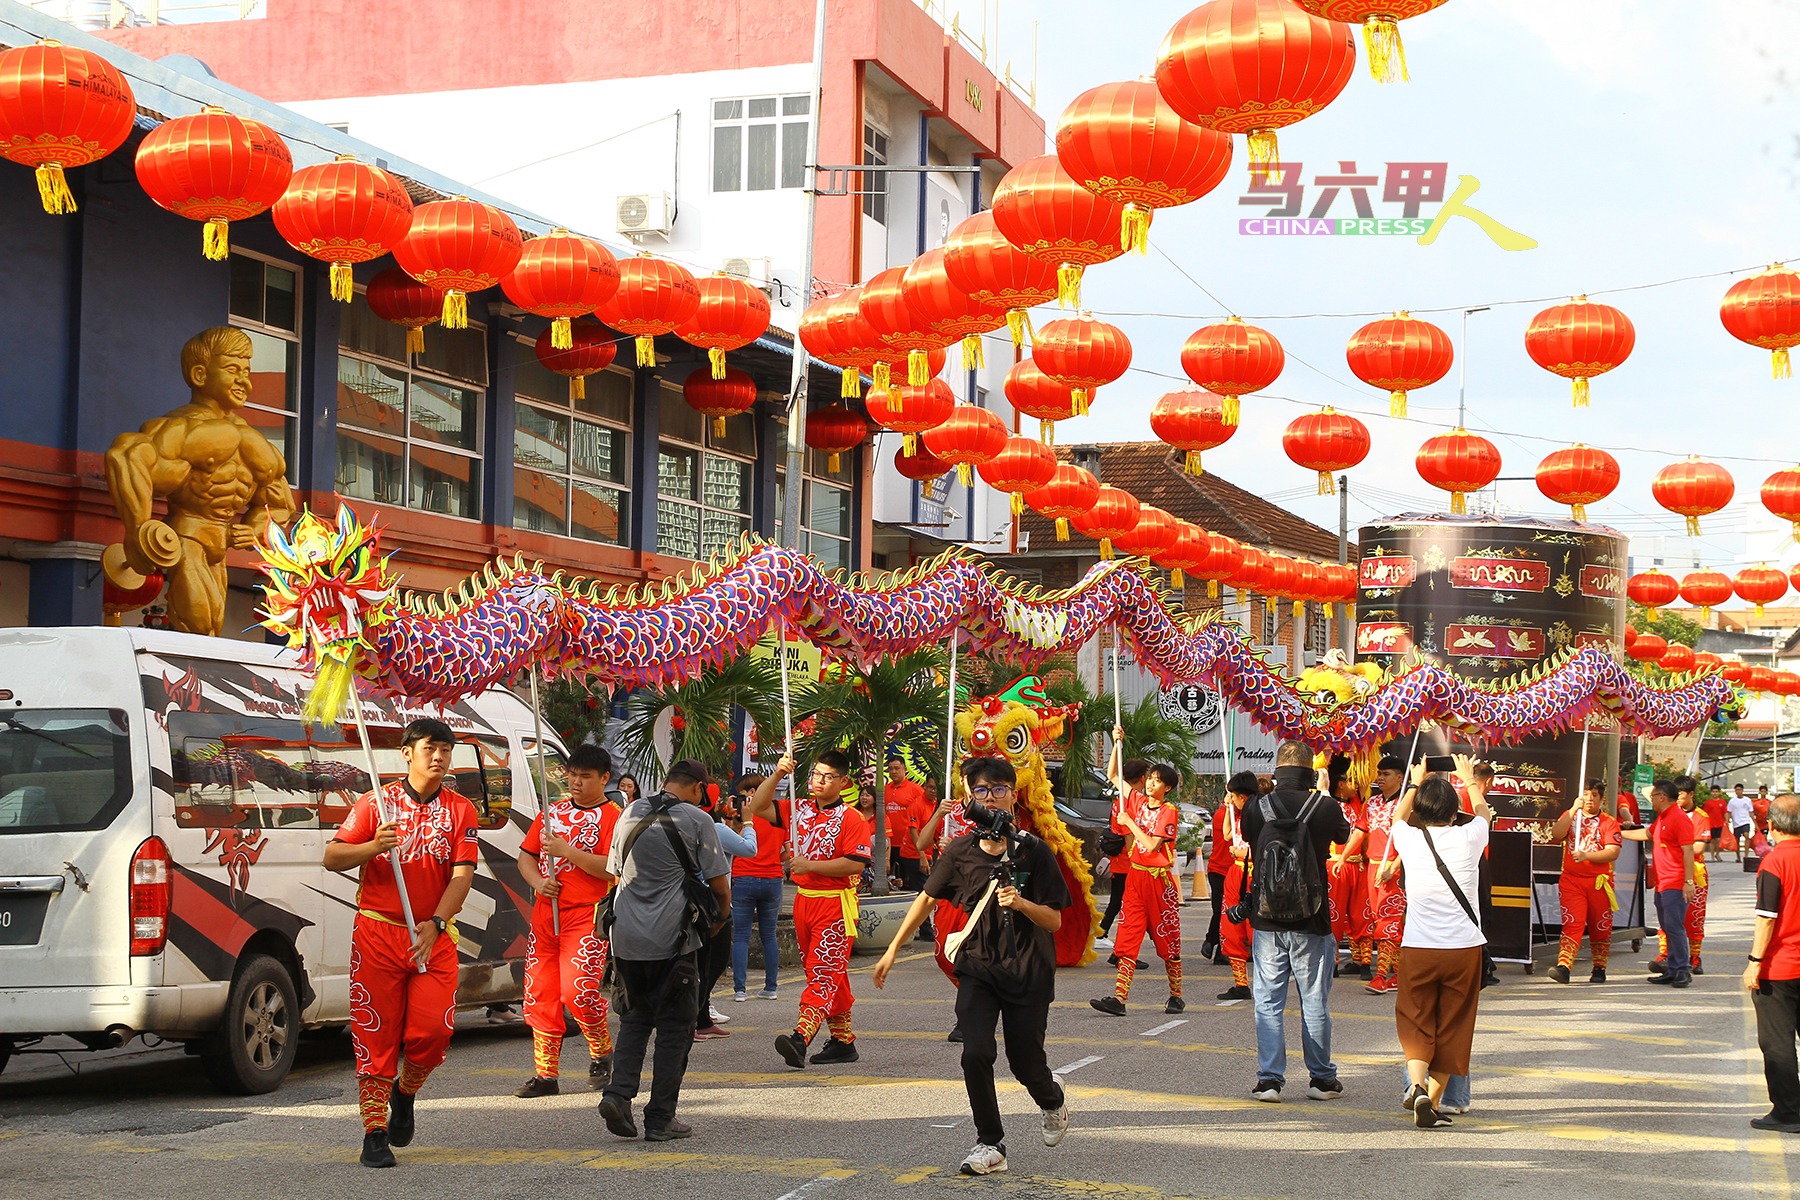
[0,627,566,1094]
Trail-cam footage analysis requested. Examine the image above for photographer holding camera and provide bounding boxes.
[874,756,1072,1177]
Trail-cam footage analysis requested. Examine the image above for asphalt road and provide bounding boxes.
[3,865,1797,1199]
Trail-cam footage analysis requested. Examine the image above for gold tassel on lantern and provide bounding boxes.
[963,333,985,370]
[712,416,727,438]
[1172,568,1185,588]
[35,164,77,215]
[840,370,861,399]
[1072,388,1090,417]
[903,433,918,457]
[1040,420,1056,445]
[1121,204,1151,255]
[330,261,355,303]
[707,347,727,378]
[442,289,469,329]
[1390,390,1407,419]
[634,334,656,367]
[1186,450,1204,476]
[1222,395,1240,427]
[888,383,904,416]
[1006,310,1028,348]
[406,327,426,356]
[203,218,231,261]
[872,361,891,392]
[1686,515,1701,536]
[1208,579,1219,598]
[1773,348,1791,379]
[957,463,973,488]
[1317,471,1335,496]
[1235,586,1247,605]
[1010,493,1026,516]
[1451,490,1467,515]
[1572,503,1588,523]
[1099,538,1114,561]
[1293,599,1304,621]
[1055,517,1070,541]
[1572,376,1589,407]
[828,452,843,473]
[1246,131,1282,184]
[1057,263,1083,308]
[569,375,587,401]
[1361,16,1409,84]
[1323,601,1335,617]
[908,348,930,387]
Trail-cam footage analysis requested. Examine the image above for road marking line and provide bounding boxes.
[1054,1054,1104,1074]
[929,1118,964,1128]
[1214,999,1244,1008]
[1140,1019,1188,1036]
[892,1167,940,1184]
[775,1174,852,1200]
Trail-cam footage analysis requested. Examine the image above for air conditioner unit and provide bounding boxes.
[616,193,674,238]
[722,255,773,287]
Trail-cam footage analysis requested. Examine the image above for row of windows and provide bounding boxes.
[226,250,854,561]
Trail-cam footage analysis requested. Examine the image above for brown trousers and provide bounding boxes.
[1394,945,1483,1077]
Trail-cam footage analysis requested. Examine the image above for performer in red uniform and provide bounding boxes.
[751,751,873,1068]
[884,756,930,891]
[1216,772,1257,1000]
[1365,755,1409,996]
[324,718,480,1170]
[1327,767,1373,979]
[1549,779,1623,984]
[1091,743,1184,1016]
[513,744,620,1097]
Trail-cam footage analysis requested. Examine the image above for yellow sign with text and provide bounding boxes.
[748,631,822,681]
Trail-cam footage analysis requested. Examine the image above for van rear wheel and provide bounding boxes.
[202,954,299,1094]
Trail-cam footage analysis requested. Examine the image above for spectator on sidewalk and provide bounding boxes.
[1621,781,1697,988]
[1747,795,1800,1134]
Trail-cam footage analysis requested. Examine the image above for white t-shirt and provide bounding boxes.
[1727,796,1755,829]
[1390,816,1490,950]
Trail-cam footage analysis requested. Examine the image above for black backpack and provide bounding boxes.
[1252,791,1326,923]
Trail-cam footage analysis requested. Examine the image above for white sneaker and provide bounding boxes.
[1042,1075,1069,1147]
[960,1143,1007,1175]
[1439,1104,1469,1115]
[1092,937,1114,950]
[732,991,750,1003]
[708,1004,730,1024]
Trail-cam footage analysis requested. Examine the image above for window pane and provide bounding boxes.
[514,403,569,473]
[511,337,572,405]
[783,95,810,116]
[657,499,701,559]
[807,481,849,536]
[242,406,297,484]
[747,122,777,191]
[703,454,749,514]
[418,323,488,387]
[336,430,406,506]
[782,120,808,190]
[242,327,297,414]
[410,444,481,519]
[807,531,847,573]
[708,410,757,458]
[807,447,854,483]
[702,511,751,559]
[341,289,408,362]
[410,377,479,450]
[713,123,742,192]
[229,255,263,324]
[337,356,406,435]
[748,97,776,118]
[572,481,627,545]
[658,381,704,443]
[513,467,568,534]
[714,99,742,120]
[264,264,298,332]
[577,366,632,423]
[658,443,698,500]
[572,420,626,484]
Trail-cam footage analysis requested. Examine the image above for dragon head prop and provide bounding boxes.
[954,675,1080,766]
[258,506,396,727]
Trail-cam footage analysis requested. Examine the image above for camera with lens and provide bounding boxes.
[963,796,1031,869]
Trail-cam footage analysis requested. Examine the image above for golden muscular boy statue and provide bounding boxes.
[103,326,296,637]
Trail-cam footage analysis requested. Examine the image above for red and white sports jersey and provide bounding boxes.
[522,797,620,905]
[334,781,480,923]
[790,795,872,891]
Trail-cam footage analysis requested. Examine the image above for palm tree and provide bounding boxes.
[797,648,949,895]
[614,656,786,786]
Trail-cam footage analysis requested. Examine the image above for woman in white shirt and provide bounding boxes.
[1378,758,1491,1129]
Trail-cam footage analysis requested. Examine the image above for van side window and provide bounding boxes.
[307,728,505,832]
[0,709,131,833]
[169,712,320,831]
[475,736,565,829]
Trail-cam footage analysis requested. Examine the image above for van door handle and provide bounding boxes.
[0,876,67,895]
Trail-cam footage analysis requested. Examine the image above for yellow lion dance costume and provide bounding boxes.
[953,676,1100,967]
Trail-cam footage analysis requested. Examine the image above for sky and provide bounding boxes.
[943,0,1800,566]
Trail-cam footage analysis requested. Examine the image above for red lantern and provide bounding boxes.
[870,346,948,406]
[1746,666,1778,694]
[1055,77,1234,254]
[1150,389,1236,475]
[136,106,293,260]
[1535,445,1620,524]
[1180,317,1283,426]
[1792,564,1800,596]
[1201,534,1246,599]
[365,265,443,356]
[1227,545,1269,604]
[1524,296,1635,407]
[1005,359,1081,445]
[683,367,758,438]
[1734,565,1788,618]
[820,286,884,398]
[103,569,164,615]
[901,246,1005,371]
[677,272,770,378]
[1627,632,1667,663]
[535,319,618,401]
[503,228,621,350]
[943,211,1059,348]
[1287,1,1449,83]
[1155,0,1357,177]
[859,265,950,392]
[0,39,136,214]
[1761,465,1800,542]
[273,155,415,302]
[893,442,954,483]
[991,154,1127,309]
[799,294,862,397]
[1679,569,1734,622]
[869,377,956,457]
[596,254,702,368]
[1026,464,1101,541]
[393,196,524,329]
[1660,643,1697,674]
[1721,264,1800,379]
[1692,651,1724,673]
[1720,660,1750,686]
[921,404,1008,488]
[1774,670,1800,697]
[1155,520,1213,589]
[1626,570,1680,618]
[1416,428,1501,515]
[1113,505,1182,563]
[1282,408,1370,495]
[1031,315,1132,415]
[1623,625,1639,652]
[978,435,1060,516]
[1073,485,1142,560]
[804,405,868,474]
[1651,456,1734,536]
[1346,312,1453,418]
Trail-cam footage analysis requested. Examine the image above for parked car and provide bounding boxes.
[0,628,559,1094]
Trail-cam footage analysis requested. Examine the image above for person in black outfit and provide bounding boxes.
[874,755,1072,1177]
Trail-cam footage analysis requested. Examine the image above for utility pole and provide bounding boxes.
[1338,474,1352,654]
[781,0,829,551]
[1457,305,1490,429]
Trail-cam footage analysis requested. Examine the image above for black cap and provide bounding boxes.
[666,758,713,788]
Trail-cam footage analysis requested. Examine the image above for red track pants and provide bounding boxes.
[350,913,458,1082]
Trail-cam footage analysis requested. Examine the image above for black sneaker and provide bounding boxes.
[514,1076,560,1099]
[588,1055,612,1090]
[1548,964,1571,984]
[1647,957,1668,976]
[1402,1083,1426,1111]
[1692,958,1704,975]
[644,1119,693,1142]
[360,1130,396,1168]
[1164,995,1186,1014]
[386,1090,415,1147]
[775,1031,809,1069]
[1414,1098,1451,1128]
[1198,940,1219,962]
[1751,1113,1800,1133]
[1216,985,1250,1001]
[1357,963,1374,981]
[1306,1077,1343,1101]
[809,1037,860,1065]
[598,1094,638,1139]
[1251,1079,1282,1103]
[1588,968,1607,984]
[1670,973,1692,988]
[1089,996,1127,1016]
[947,1023,963,1044]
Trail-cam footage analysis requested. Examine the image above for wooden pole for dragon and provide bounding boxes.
[348,680,426,974]
[529,667,559,937]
